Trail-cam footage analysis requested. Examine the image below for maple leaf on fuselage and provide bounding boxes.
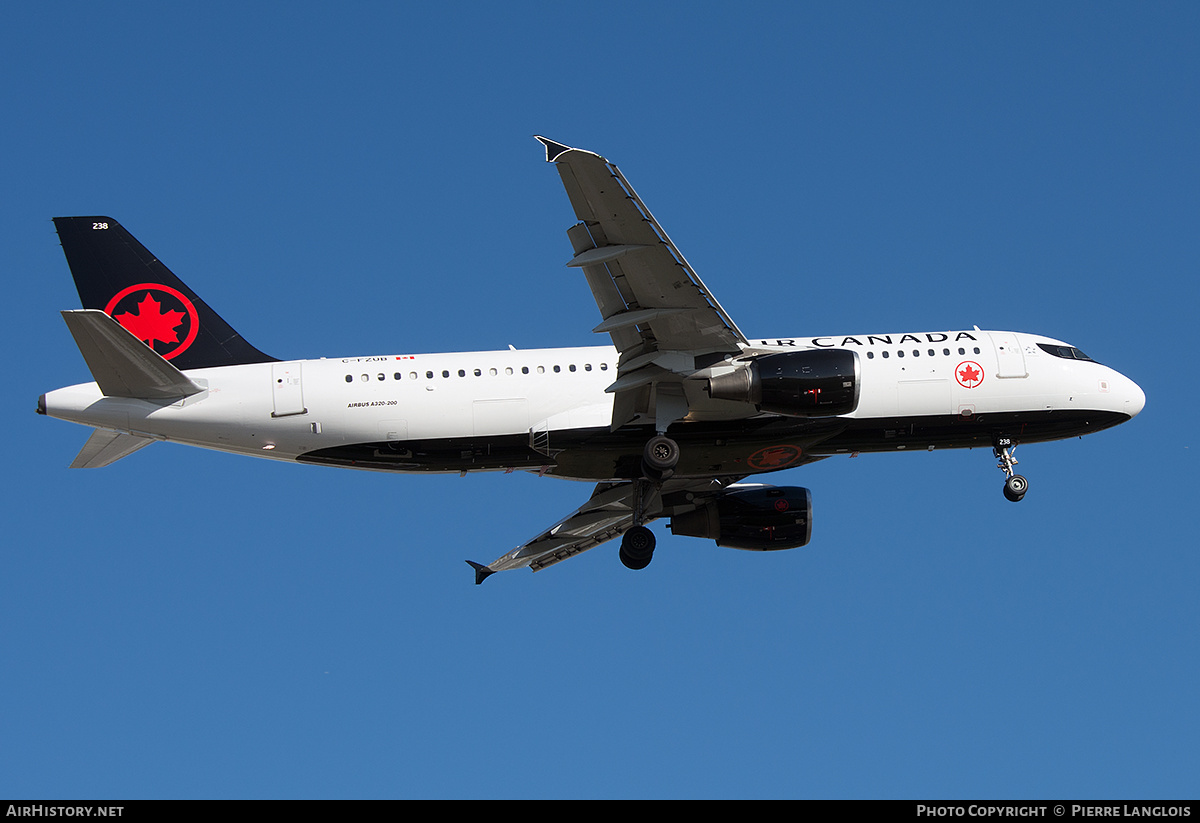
[115,292,185,351]
[756,448,797,467]
[959,364,981,385]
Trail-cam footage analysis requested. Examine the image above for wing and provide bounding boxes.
[536,137,752,431]
[469,475,740,583]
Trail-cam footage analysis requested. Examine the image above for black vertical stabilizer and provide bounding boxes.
[52,216,277,370]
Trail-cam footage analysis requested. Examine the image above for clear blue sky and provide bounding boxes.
[3,2,1197,799]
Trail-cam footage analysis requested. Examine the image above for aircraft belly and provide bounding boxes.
[810,407,1132,455]
[296,419,846,479]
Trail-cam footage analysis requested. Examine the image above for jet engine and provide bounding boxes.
[707,349,860,416]
[669,485,812,550]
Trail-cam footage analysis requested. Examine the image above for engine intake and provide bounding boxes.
[669,485,812,551]
[708,349,860,416]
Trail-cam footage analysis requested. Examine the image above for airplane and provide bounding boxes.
[38,137,1145,583]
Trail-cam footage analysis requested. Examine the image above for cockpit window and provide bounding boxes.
[1037,343,1096,362]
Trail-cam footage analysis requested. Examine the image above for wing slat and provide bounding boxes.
[536,137,751,430]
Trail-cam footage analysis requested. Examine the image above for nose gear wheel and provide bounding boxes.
[993,436,1027,502]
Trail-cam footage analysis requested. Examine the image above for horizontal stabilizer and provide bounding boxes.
[70,428,154,468]
[61,309,205,400]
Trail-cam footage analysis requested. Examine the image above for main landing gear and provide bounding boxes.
[619,524,655,570]
[642,434,680,479]
[618,435,681,570]
[993,435,1028,503]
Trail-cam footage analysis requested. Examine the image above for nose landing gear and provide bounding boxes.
[994,435,1028,502]
[1003,473,1029,502]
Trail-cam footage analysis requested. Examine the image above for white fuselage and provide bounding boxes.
[41,329,1145,477]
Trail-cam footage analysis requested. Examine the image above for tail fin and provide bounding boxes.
[53,216,277,370]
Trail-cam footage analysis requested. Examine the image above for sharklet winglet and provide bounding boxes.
[466,560,496,585]
[534,135,575,163]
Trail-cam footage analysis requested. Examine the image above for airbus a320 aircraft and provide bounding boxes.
[39,137,1145,583]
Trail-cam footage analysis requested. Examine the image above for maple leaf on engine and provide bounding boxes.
[115,292,185,350]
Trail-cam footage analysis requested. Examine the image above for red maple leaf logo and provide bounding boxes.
[115,292,185,350]
[748,445,802,470]
[757,448,794,467]
[957,363,982,387]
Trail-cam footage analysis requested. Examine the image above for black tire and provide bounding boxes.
[620,526,656,570]
[642,436,680,479]
[619,546,653,570]
[1003,474,1028,502]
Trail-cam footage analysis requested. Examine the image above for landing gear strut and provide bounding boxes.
[619,436,681,570]
[994,435,1028,502]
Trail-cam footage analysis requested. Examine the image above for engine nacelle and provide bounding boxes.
[669,485,812,551]
[707,349,860,416]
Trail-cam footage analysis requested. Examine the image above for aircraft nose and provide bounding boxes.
[1124,377,1146,419]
